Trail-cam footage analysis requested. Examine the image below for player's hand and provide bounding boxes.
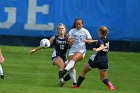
[83,39,90,43]
[67,38,73,45]
[29,49,35,54]
[93,48,97,52]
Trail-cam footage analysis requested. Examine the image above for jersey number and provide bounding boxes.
[60,45,64,50]
[103,42,109,52]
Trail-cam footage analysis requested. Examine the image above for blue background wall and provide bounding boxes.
[0,0,140,51]
[0,0,140,41]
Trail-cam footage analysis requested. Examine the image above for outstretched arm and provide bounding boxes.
[83,39,98,44]
[29,36,55,54]
[29,46,43,54]
[93,44,104,52]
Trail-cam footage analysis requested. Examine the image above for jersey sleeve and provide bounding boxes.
[85,29,92,39]
[68,29,73,38]
[98,38,104,45]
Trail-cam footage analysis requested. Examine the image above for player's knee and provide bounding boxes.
[80,72,86,77]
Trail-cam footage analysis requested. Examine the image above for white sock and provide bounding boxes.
[65,60,75,71]
[69,68,77,84]
[0,64,3,75]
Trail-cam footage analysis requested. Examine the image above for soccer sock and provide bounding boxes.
[64,74,71,82]
[62,69,67,77]
[77,76,85,86]
[103,79,115,90]
[0,65,3,75]
[65,60,75,71]
[59,71,63,79]
[69,68,77,84]
[103,79,109,85]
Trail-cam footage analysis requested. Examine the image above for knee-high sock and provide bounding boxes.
[64,74,71,82]
[65,60,75,71]
[77,76,85,86]
[0,64,3,75]
[69,68,77,84]
[58,71,63,79]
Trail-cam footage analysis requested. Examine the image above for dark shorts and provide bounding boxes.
[52,56,66,64]
[88,57,108,70]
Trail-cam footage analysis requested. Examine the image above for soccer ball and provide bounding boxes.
[40,38,50,48]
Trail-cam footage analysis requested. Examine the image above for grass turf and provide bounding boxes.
[0,45,140,93]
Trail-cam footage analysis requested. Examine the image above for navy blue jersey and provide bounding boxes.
[88,37,109,69]
[95,37,109,57]
[52,35,69,59]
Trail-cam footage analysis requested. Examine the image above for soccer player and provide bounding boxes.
[61,18,97,87]
[0,49,5,79]
[73,26,115,91]
[29,23,76,87]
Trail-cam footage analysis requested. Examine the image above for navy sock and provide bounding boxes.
[62,69,67,76]
[64,74,71,82]
[77,76,85,86]
[103,79,109,85]
[59,71,63,79]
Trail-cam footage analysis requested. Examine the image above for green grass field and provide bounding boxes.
[0,45,140,93]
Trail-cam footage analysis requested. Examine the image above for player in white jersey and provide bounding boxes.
[61,18,97,87]
[0,49,5,79]
[68,27,92,57]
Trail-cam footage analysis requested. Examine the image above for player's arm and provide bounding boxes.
[29,46,43,54]
[49,36,55,45]
[66,35,73,45]
[93,44,104,52]
[29,36,55,54]
[83,39,98,44]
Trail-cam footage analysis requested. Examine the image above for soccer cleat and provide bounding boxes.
[0,75,4,79]
[71,85,80,88]
[108,82,115,91]
[57,78,65,87]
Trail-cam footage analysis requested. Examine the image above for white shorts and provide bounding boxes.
[68,49,86,58]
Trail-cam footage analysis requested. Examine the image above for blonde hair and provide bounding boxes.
[57,23,66,31]
[99,26,109,36]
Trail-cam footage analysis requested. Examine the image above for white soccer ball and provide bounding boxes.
[40,38,50,48]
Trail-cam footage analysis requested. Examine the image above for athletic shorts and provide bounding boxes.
[88,56,108,70]
[68,49,86,58]
[52,56,66,65]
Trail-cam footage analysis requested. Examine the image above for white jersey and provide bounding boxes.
[68,27,92,52]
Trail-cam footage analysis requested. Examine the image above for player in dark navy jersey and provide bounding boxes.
[72,26,115,91]
[29,23,76,87]
[52,34,68,63]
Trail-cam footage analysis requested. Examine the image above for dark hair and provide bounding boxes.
[72,18,84,29]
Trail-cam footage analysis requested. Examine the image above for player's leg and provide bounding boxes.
[64,52,83,75]
[53,57,65,86]
[0,64,4,79]
[72,63,91,88]
[63,68,77,85]
[69,68,77,87]
[0,54,4,64]
[0,54,4,79]
[99,70,115,91]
